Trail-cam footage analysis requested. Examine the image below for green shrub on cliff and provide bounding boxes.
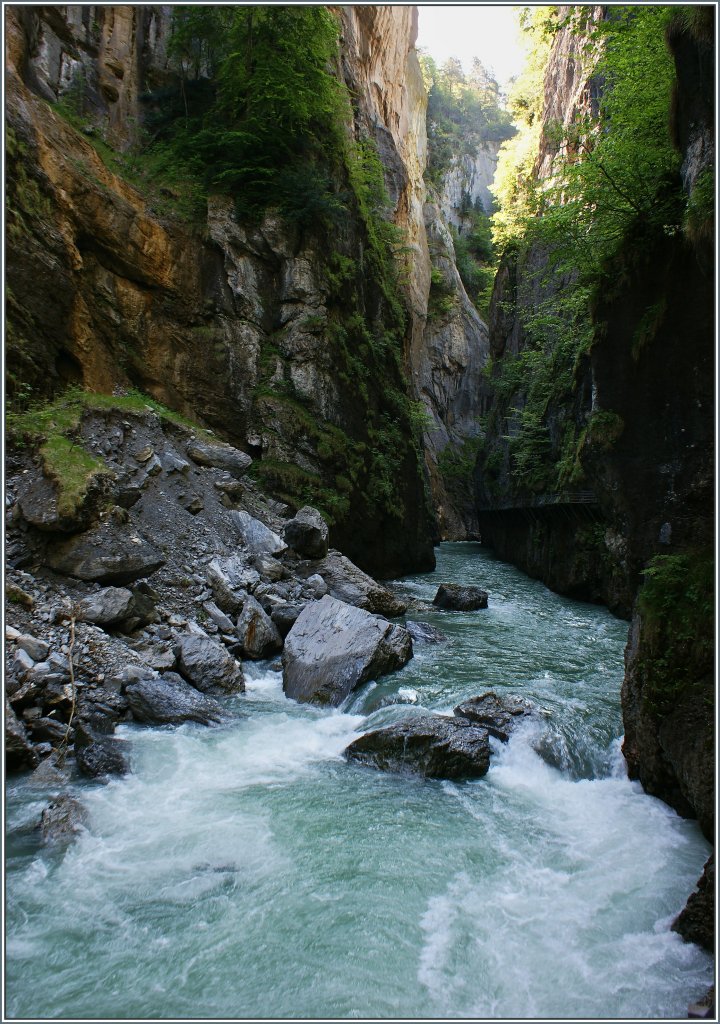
[638,550,714,714]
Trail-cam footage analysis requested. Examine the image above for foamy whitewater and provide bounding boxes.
[5,544,712,1019]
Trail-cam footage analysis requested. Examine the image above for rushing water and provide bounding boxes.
[6,543,712,1020]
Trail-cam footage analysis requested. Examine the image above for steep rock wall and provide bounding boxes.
[6,4,437,577]
[340,6,491,540]
[438,140,502,225]
[474,8,715,849]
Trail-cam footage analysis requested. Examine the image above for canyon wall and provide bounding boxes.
[473,7,715,847]
[6,4,448,576]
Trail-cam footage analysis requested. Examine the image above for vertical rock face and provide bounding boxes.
[437,140,503,226]
[475,6,715,849]
[339,7,491,539]
[6,4,441,576]
[13,5,174,149]
[417,203,490,538]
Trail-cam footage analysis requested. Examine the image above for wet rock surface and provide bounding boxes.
[672,854,714,952]
[344,714,491,779]
[124,672,228,727]
[282,595,412,707]
[433,583,488,610]
[40,795,89,843]
[453,691,540,742]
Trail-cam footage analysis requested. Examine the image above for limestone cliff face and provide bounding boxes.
[10,5,174,149]
[341,6,491,540]
[438,140,502,225]
[417,203,490,539]
[6,4,439,577]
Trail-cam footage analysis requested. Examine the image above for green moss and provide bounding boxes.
[585,410,624,451]
[638,549,714,714]
[40,435,108,518]
[7,385,216,508]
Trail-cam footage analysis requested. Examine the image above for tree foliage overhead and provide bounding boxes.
[420,54,515,188]
[148,5,346,222]
[481,6,689,494]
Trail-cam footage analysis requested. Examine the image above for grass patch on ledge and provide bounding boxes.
[7,385,217,516]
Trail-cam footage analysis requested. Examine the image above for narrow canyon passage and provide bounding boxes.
[6,545,711,1020]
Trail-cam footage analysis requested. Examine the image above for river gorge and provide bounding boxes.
[4,4,714,1021]
[6,544,713,1020]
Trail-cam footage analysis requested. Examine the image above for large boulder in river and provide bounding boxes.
[44,522,165,584]
[282,595,412,707]
[433,583,488,611]
[175,634,245,694]
[284,506,329,559]
[453,691,540,742]
[235,594,283,659]
[297,550,407,617]
[345,715,491,779]
[74,720,129,778]
[124,671,227,726]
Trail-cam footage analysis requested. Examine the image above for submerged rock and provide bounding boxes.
[284,505,329,559]
[433,583,488,610]
[345,715,491,779]
[282,595,412,707]
[405,620,447,644]
[124,671,227,726]
[453,691,539,742]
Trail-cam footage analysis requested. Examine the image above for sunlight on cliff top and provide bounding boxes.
[416,5,525,91]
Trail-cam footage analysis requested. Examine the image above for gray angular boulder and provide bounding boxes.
[298,550,407,617]
[230,510,287,557]
[453,691,539,742]
[124,671,227,726]
[207,555,260,615]
[44,523,165,584]
[344,715,491,779]
[74,721,129,778]
[271,603,306,639]
[175,634,245,694]
[282,595,412,707]
[235,594,283,659]
[284,506,329,559]
[76,587,136,628]
[186,437,252,477]
[433,583,488,611]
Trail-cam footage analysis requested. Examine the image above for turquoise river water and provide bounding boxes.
[5,543,713,1020]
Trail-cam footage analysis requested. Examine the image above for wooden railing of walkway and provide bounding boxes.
[476,490,598,513]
